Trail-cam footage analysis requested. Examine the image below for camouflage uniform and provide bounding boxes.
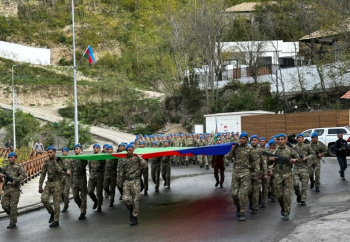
[88,158,106,206]
[60,157,72,210]
[293,143,315,203]
[273,146,300,215]
[39,156,64,222]
[1,162,26,225]
[227,144,259,217]
[117,154,148,217]
[150,157,162,190]
[309,141,327,189]
[161,155,172,187]
[249,146,267,210]
[70,158,88,215]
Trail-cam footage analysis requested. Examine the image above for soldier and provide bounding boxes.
[227,132,259,221]
[212,138,225,188]
[1,152,26,229]
[161,140,172,189]
[259,138,269,208]
[70,144,88,220]
[309,132,327,192]
[39,147,67,228]
[293,133,315,206]
[138,141,148,195]
[104,145,119,207]
[117,144,148,226]
[271,133,299,220]
[150,142,161,192]
[267,139,277,202]
[88,144,106,212]
[61,148,72,213]
[249,135,267,214]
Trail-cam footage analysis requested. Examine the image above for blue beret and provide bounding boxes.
[268,140,276,145]
[296,133,303,138]
[144,135,148,138]
[271,136,277,139]
[139,141,145,145]
[126,144,134,150]
[93,144,101,149]
[106,145,113,149]
[47,146,56,151]
[259,137,266,141]
[311,132,318,138]
[103,144,109,148]
[250,134,259,141]
[130,142,135,145]
[62,147,69,152]
[8,152,17,158]
[239,132,249,139]
[277,133,287,139]
[200,136,203,139]
[74,144,83,149]
[164,140,169,143]
[152,142,159,146]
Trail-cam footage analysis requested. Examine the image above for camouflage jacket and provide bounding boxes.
[39,156,63,187]
[251,145,267,176]
[227,144,259,173]
[309,141,327,161]
[117,154,148,187]
[90,158,106,173]
[273,145,300,174]
[293,143,316,170]
[2,162,26,189]
[104,159,117,175]
[70,156,88,182]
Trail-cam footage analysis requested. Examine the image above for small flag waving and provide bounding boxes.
[84,46,96,64]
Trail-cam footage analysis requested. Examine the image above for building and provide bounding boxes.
[204,110,275,134]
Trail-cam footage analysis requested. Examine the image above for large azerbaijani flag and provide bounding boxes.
[57,143,236,160]
[84,45,96,64]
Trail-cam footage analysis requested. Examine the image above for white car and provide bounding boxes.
[301,126,350,156]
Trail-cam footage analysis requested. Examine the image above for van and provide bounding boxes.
[301,126,350,156]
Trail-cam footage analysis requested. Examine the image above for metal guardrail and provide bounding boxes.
[20,153,49,184]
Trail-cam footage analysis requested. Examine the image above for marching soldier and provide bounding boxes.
[309,132,327,192]
[104,145,119,207]
[161,140,172,189]
[1,152,26,229]
[227,132,259,221]
[70,144,88,220]
[293,133,315,206]
[61,148,72,213]
[88,144,106,212]
[117,144,148,226]
[150,142,161,192]
[39,147,67,228]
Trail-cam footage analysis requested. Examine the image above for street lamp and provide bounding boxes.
[12,63,21,150]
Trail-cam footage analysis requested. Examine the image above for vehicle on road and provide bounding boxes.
[301,126,350,157]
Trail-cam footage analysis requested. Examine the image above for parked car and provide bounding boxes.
[301,126,350,157]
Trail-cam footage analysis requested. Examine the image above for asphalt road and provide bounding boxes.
[1,157,350,242]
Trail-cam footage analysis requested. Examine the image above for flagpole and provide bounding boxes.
[71,0,79,145]
[77,45,90,67]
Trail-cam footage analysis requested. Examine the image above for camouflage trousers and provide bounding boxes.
[231,171,251,216]
[72,177,87,214]
[122,180,141,217]
[1,186,21,224]
[198,155,208,166]
[249,174,261,210]
[151,162,161,189]
[161,162,171,186]
[62,175,70,209]
[261,176,270,204]
[141,165,149,192]
[309,160,321,188]
[41,181,62,222]
[268,174,275,198]
[293,168,309,202]
[274,172,293,215]
[103,172,116,205]
[88,172,104,206]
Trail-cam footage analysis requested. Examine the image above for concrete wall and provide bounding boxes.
[0,41,51,65]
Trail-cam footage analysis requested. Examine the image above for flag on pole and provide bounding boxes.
[83,45,96,64]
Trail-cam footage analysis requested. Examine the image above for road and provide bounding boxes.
[1,157,350,241]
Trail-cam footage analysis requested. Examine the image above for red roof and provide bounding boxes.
[340,91,350,99]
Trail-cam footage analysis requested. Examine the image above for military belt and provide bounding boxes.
[125,177,140,181]
[47,178,60,182]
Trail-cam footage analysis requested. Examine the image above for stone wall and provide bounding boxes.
[0,0,18,17]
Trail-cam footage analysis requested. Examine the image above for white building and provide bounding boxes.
[204,110,275,133]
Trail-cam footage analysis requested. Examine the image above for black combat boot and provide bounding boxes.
[109,203,114,207]
[130,216,138,226]
[119,195,122,200]
[61,204,68,213]
[49,221,59,228]
[205,165,209,170]
[163,182,167,186]
[93,201,98,210]
[316,187,320,192]
[129,213,133,221]
[310,182,315,189]
[296,195,301,203]
[7,224,16,229]
[78,213,86,220]
[155,187,159,192]
[301,201,306,206]
[215,182,219,187]
[96,206,102,212]
[144,190,148,195]
[252,209,258,214]
[236,207,241,217]
[283,214,289,220]
[49,213,54,223]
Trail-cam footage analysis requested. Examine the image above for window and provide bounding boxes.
[328,128,347,134]
[314,129,324,136]
[302,130,312,137]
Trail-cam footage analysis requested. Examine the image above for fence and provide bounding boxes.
[20,153,48,184]
[241,109,350,138]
